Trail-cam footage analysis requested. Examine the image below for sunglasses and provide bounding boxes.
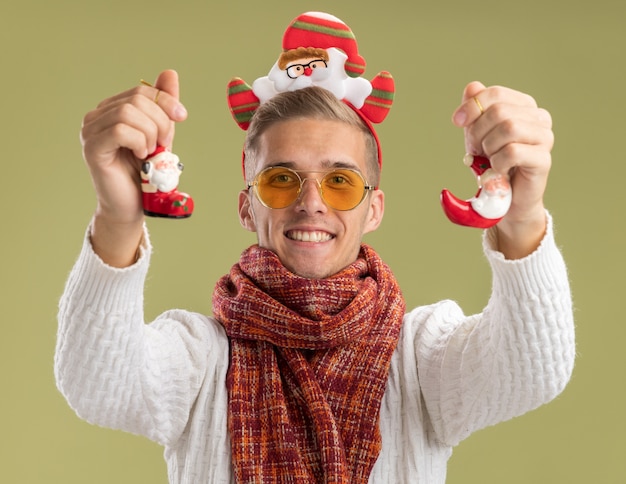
[248,166,375,211]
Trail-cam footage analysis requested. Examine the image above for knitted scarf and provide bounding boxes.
[212,244,405,484]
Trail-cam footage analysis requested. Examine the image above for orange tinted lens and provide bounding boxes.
[320,170,366,210]
[255,167,301,208]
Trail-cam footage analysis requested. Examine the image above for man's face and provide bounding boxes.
[239,118,384,279]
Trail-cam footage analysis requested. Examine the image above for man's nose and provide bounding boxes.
[303,67,313,76]
[296,178,327,213]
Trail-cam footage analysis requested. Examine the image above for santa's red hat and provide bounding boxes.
[147,145,166,158]
[281,11,366,78]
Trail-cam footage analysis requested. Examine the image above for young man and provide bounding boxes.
[56,12,574,484]
[56,69,574,483]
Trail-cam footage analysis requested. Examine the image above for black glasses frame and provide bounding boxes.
[285,59,328,79]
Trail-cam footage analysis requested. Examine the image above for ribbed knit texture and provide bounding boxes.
[55,213,575,483]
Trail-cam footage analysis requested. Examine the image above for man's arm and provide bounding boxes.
[55,228,226,446]
[415,214,575,446]
[55,70,209,445]
[414,83,575,445]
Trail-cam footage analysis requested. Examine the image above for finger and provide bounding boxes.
[83,121,157,164]
[95,80,187,123]
[468,107,554,157]
[85,92,165,128]
[84,88,182,147]
[137,84,188,122]
[461,80,486,104]
[152,69,183,149]
[452,81,485,126]
[487,142,553,180]
[152,69,187,121]
[89,88,179,127]
[452,83,538,127]
[83,98,173,153]
[490,143,551,218]
[482,119,554,160]
[154,69,180,100]
[140,70,186,152]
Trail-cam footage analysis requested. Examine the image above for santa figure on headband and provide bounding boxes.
[252,46,372,108]
[227,11,395,130]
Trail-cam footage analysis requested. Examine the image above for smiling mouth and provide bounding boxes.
[285,230,334,243]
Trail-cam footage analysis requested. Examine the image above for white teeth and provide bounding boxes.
[287,230,332,242]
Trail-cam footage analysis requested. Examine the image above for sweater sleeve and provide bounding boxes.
[414,212,575,446]
[54,225,227,447]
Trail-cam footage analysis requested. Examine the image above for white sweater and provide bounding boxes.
[55,215,575,483]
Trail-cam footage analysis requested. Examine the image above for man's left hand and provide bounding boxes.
[452,81,554,258]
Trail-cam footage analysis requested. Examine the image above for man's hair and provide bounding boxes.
[243,86,380,186]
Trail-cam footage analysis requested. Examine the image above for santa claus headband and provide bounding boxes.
[227,11,395,173]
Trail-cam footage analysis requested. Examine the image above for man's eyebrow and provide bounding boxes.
[322,160,359,169]
[269,160,360,170]
[268,161,297,169]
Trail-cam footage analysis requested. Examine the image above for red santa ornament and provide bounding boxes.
[440,154,512,228]
[141,146,194,218]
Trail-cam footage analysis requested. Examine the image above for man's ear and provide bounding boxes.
[363,188,385,235]
[238,189,257,232]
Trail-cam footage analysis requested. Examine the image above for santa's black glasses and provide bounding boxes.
[285,59,328,79]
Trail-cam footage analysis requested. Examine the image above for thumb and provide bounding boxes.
[154,69,180,101]
[152,70,184,149]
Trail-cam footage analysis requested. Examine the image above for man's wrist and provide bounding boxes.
[493,207,547,260]
[90,213,145,268]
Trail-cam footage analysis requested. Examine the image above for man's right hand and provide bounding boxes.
[80,69,188,267]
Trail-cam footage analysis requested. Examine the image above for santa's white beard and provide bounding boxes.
[470,188,512,219]
[150,169,180,192]
[268,49,349,97]
[273,65,333,92]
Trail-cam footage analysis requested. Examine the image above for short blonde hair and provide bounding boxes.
[243,87,380,186]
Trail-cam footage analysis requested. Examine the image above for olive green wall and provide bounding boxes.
[2,0,623,482]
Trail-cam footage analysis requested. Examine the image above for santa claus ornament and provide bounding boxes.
[141,146,194,218]
[440,154,512,228]
[227,11,394,171]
